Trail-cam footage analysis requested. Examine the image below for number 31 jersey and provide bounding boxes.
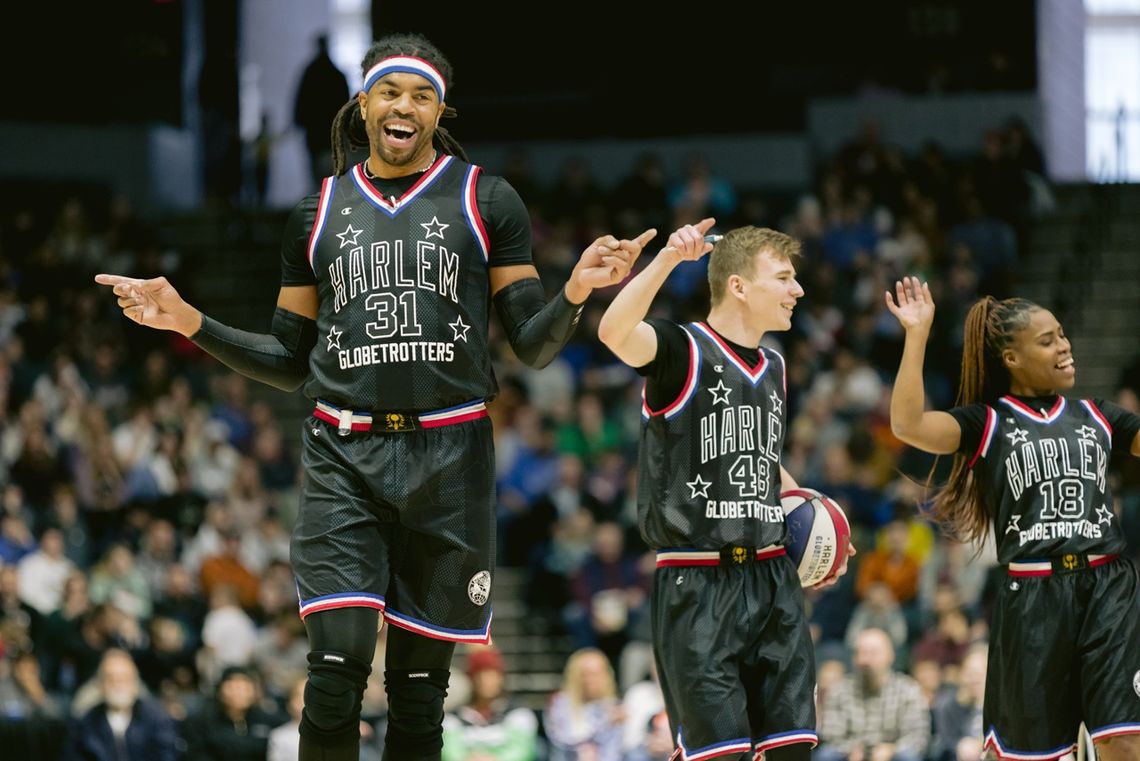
[302,156,495,411]
[967,396,1126,563]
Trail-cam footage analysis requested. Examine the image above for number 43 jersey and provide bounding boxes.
[636,322,790,551]
[303,157,495,411]
[963,396,1130,564]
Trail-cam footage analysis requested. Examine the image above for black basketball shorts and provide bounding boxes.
[651,551,817,759]
[291,413,495,644]
[983,557,1140,759]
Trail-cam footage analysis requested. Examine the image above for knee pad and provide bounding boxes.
[383,669,450,755]
[299,650,372,747]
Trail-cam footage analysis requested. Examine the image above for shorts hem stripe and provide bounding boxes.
[1089,723,1140,742]
[297,592,386,619]
[984,729,1076,760]
[753,730,818,753]
[677,732,753,761]
[383,607,493,644]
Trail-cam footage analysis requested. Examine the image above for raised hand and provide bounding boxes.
[885,276,935,333]
[94,274,200,336]
[571,228,658,291]
[662,217,716,261]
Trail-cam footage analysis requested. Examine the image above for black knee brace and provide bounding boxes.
[299,650,372,747]
[382,668,450,758]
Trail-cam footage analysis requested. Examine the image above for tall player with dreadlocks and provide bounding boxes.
[887,277,1140,761]
[97,33,654,761]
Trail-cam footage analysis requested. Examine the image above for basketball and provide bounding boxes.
[780,488,852,587]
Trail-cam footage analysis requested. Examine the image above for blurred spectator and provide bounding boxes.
[266,675,305,761]
[199,530,259,610]
[856,518,920,607]
[0,649,60,719]
[910,609,971,669]
[846,582,908,652]
[62,648,178,761]
[293,33,350,190]
[930,645,986,761]
[620,657,664,757]
[88,544,151,622]
[182,665,283,761]
[135,519,178,602]
[251,613,308,704]
[17,525,75,615]
[198,585,257,686]
[668,153,737,224]
[0,562,40,652]
[544,648,624,761]
[817,628,930,761]
[441,645,539,761]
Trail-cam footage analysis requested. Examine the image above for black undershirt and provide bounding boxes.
[278,166,534,286]
[948,395,1140,457]
[635,319,763,411]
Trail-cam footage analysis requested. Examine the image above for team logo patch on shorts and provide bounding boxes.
[1133,669,1140,698]
[468,571,491,606]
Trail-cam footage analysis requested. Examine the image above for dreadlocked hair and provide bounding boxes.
[928,295,1040,545]
[331,32,467,176]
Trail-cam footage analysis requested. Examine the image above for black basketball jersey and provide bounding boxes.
[636,321,789,550]
[969,395,1125,563]
[301,157,495,411]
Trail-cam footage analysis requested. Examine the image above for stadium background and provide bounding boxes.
[0,0,1138,758]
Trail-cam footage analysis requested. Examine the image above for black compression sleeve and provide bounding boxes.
[492,278,583,369]
[190,307,317,392]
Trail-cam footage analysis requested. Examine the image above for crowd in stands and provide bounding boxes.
[0,115,1134,761]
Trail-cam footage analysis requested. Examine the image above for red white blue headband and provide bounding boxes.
[363,56,446,102]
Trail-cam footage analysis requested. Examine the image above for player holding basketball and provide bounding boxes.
[599,221,853,761]
[96,33,652,761]
[887,277,1140,761]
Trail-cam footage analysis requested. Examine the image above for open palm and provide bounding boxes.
[885,276,935,331]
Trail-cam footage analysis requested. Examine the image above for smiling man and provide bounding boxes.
[97,32,656,761]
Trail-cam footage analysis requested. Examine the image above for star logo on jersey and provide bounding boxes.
[336,224,362,249]
[708,380,732,406]
[1077,425,1099,440]
[1005,514,1022,534]
[1097,504,1114,525]
[685,473,712,499]
[769,390,783,414]
[449,315,471,342]
[421,216,449,240]
[1006,428,1029,446]
[326,325,343,351]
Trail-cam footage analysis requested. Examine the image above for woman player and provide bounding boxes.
[886,277,1140,761]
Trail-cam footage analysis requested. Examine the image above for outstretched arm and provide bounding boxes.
[490,229,656,369]
[885,277,961,454]
[95,274,317,392]
[597,219,715,368]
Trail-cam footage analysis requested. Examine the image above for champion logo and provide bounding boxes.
[340,207,352,215]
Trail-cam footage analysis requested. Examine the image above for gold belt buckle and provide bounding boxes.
[381,412,416,432]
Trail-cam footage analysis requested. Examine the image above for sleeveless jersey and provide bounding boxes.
[301,156,495,411]
[969,395,1125,563]
[636,322,789,550]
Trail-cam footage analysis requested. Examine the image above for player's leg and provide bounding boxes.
[299,606,381,761]
[652,564,754,760]
[1081,559,1140,761]
[745,556,817,760]
[982,573,1081,759]
[380,626,455,761]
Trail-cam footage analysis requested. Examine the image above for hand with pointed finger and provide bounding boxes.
[661,218,716,262]
[571,229,657,292]
[884,276,935,334]
[94,273,201,336]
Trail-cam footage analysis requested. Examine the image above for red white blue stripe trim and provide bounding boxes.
[969,405,998,468]
[984,729,1075,760]
[1081,399,1113,446]
[418,399,488,428]
[1008,554,1115,577]
[350,155,453,217]
[691,322,769,385]
[1088,723,1140,742]
[656,545,785,568]
[769,347,788,396]
[363,55,446,101]
[752,730,818,755]
[999,395,1066,424]
[643,329,701,419]
[676,731,753,760]
[461,165,490,263]
[306,175,337,271]
[383,607,492,644]
[298,591,386,619]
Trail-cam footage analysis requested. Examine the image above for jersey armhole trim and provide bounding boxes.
[306,175,337,273]
[968,405,997,468]
[642,328,701,419]
[461,165,490,264]
[1081,399,1113,447]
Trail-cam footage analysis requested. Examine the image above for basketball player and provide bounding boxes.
[598,221,854,761]
[887,277,1140,761]
[96,33,653,761]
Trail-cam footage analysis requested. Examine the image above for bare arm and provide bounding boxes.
[885,277,962,455]
[597,219,715,368]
